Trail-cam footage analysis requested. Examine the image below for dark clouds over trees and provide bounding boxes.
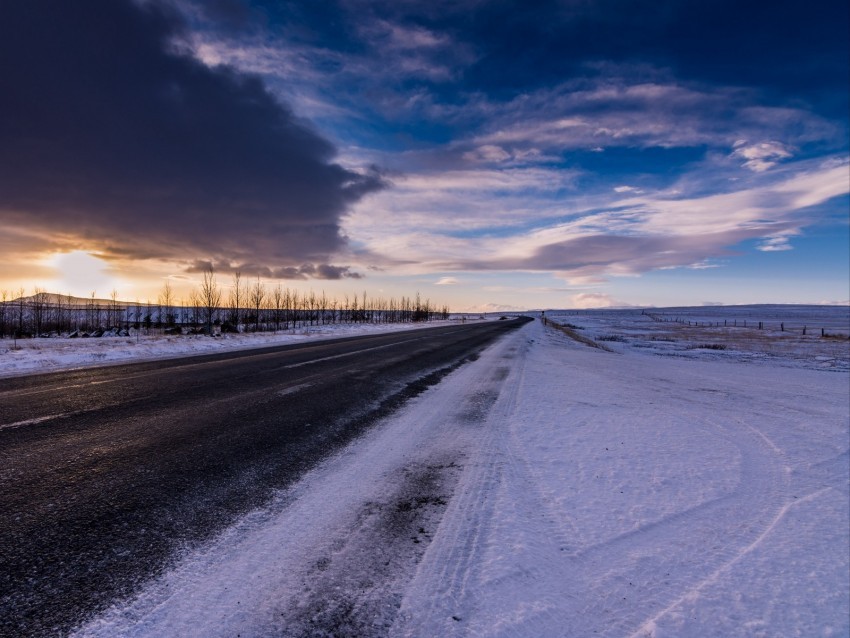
[0,0,383,277]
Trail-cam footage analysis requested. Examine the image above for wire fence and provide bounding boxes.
[640,311,850,339]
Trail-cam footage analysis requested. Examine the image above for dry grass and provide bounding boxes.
[545,319,615,352]
[631,322,849,366]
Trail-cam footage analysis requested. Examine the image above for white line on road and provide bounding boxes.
[0,413,74,431]
[280,336,427,369]
[0,331,459,398]
[277,383,315,397]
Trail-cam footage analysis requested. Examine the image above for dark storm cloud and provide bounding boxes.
[0,0,384,272]
[186,259,362,280]
[301,263,364,280]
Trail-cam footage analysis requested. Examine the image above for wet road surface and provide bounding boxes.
[0,318,530,636]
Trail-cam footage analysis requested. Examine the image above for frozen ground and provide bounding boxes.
[71,309,849,637]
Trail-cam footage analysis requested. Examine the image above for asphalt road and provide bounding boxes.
[0,318,531,637]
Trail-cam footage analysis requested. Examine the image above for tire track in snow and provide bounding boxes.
[390,330,533,637]
[628,486,833,638]
[494,394,791,634]
[564,414,791,637]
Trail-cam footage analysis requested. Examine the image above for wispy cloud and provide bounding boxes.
[757,230,799,252]
[466,81,837,154]
[731,140,794,172]
[348,157,849,282]
[353,19,476,82]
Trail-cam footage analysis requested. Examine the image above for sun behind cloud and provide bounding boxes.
[46,251,118,297]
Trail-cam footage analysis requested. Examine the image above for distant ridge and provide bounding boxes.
[6,293,139,307]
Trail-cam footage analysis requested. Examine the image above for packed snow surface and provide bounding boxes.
[61,309,849,637]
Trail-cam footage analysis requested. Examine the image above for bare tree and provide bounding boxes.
[320,291,328,325]
[200,266,222,335]
[271,284,283,333]
[143,300,153,331]
[350,292,359,323]
[53,292,64,333]
[66,293,77,332]
[0,289,7,338]
[249,275,265,332]
[229,271,243,332]
[159,280,175,327]
[15,287,25,335]
[307,290,316,326]
[188,291,201,328]
[86,291,97,331]
[284,287,294,329]
[413,292,423,322]
[107,289,120,329]
[30,288,50,335]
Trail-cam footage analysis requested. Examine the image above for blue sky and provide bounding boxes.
[1,0,847,309]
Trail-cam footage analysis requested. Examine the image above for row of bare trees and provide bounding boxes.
[0,268,450,338]
[0,288,126,338]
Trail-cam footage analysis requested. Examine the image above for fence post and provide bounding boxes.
[759,321,762,330]
[803,326,806,335]
[781,323,784,332]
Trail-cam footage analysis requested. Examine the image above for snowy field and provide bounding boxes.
[70,308,849,637]
[549,304,850,372]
